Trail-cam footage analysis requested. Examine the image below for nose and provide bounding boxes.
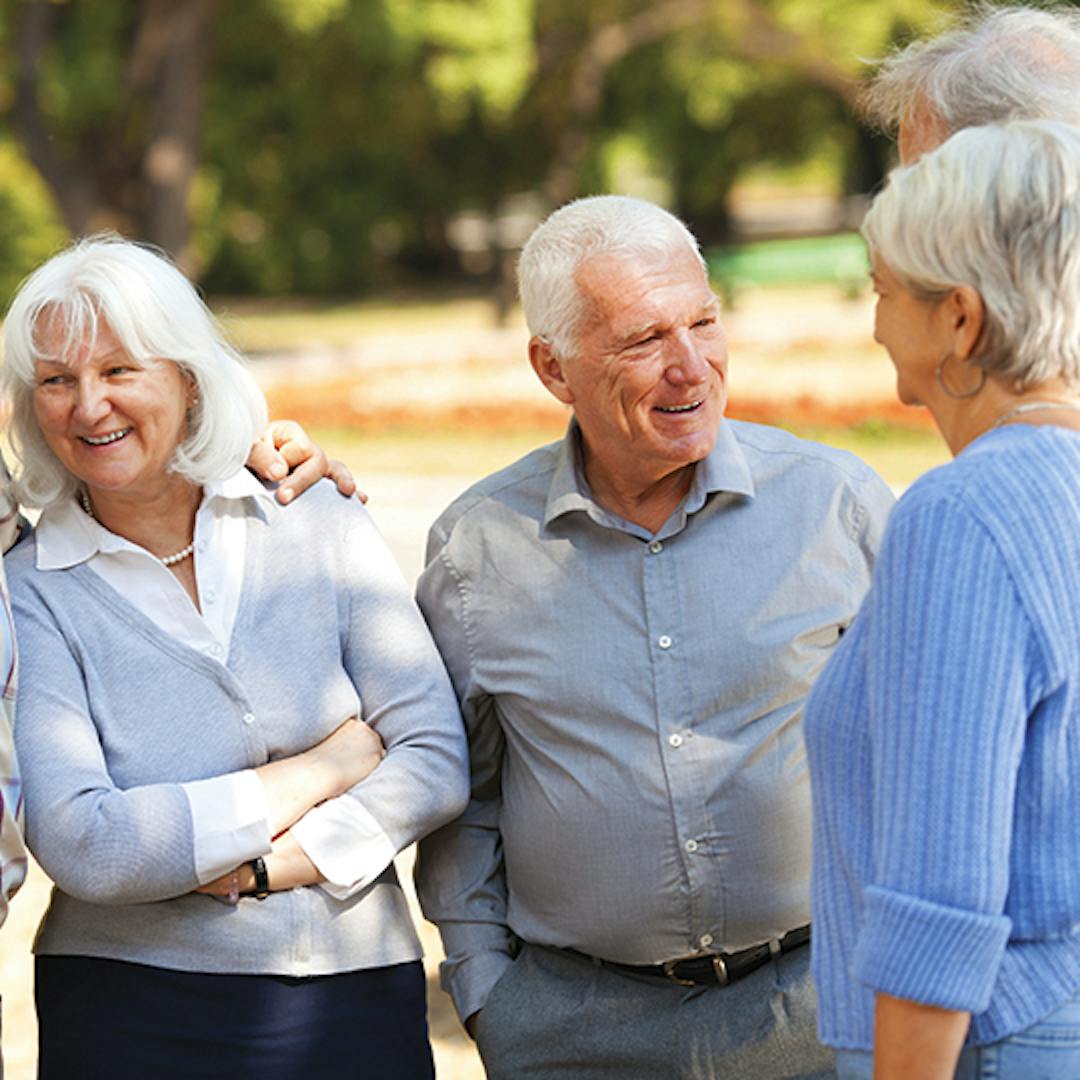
[664,330,709,385]
[73,377,110,426]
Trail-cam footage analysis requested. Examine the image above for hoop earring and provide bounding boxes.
[936,354,986,400]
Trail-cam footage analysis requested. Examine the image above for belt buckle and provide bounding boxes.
[661,959,699,988]
[710,953,730,987]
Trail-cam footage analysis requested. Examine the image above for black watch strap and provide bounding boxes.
[251,856,270,900]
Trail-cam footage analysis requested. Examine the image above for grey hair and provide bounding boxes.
[517,195,705,359]
[862,4,1080,135]
[861,119,1080,390]
[2,234,268,508]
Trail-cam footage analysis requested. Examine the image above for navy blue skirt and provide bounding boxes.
[35,955,436,1079]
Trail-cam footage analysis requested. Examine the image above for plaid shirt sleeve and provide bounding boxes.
[0,454,28,923]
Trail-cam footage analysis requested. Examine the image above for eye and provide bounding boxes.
[105,365,135,377]
[38,372,71,387]
[693,316,717,329]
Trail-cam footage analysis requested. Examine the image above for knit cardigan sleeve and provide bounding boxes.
[12,590,199,904]
[852,492,1038,1012]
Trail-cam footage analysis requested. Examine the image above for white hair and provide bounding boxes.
[517,195,705,359]
[861,119,1080,389]
[2,234,268,508]
[862,4,1080,135]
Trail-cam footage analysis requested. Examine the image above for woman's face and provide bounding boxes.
[32,319,192,503]
[870,257,952,407]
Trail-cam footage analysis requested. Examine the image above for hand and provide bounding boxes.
[255,717,384,837]
[311,716,386,794]
[247,420,367,505]
[196,863,255,897]
[194,832,323,897]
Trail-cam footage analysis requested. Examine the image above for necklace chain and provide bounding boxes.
[989,399,1080,431]
[79,491,196,568]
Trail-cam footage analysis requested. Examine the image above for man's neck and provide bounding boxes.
[582,456,696,535]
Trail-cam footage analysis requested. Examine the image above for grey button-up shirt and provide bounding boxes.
[415,419,894,1022]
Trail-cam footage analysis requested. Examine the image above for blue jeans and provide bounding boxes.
[835,989,1080,1079]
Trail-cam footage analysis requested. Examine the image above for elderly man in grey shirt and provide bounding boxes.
[415,194,894,1079]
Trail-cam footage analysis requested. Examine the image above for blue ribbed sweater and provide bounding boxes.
[806,425,1080,1050]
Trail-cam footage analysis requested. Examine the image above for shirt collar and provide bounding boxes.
[35,468,277,571]
[543,417,755,529]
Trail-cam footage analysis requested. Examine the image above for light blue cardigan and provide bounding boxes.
[807,425,1080,1050]
[8,480,468,977]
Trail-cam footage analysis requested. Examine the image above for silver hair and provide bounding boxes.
[861,119,1080,390]
[862,4,1080,135]
[517,195,705,360]
[2,234,268,508]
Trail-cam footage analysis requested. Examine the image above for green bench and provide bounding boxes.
[706,233,869,302]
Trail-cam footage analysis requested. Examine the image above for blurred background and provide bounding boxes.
[0,0,1034,1075]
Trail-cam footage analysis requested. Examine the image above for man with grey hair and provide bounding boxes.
[861,2,1080,163]
[415,194,894,1079]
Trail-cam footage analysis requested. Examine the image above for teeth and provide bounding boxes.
[83,428,131,446]
[658,401,701,413]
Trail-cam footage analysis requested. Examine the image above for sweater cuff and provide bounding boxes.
[855,885,1012,1012]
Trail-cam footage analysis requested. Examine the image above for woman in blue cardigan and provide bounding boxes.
[2,235,469,1079]
[806,119,1080,1079]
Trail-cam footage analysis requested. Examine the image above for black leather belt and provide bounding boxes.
[571,924,810,988]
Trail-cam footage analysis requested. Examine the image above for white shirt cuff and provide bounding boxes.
[291,797,396,900]
[182,769,273,884]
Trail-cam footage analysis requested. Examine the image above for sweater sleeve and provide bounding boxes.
[12,590,203,904]
[853,494,1034,1011]
[290,503,469,891]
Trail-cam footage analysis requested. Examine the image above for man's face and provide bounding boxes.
[556,246,729,489]
[898,99,951,164]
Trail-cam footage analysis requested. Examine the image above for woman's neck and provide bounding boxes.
[83,477,202,563]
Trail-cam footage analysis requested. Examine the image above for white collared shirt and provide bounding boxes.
[35,471,392,897]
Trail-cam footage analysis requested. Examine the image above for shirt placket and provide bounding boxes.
[642,531,718,955]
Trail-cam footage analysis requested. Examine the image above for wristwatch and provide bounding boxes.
[250,856,270,900]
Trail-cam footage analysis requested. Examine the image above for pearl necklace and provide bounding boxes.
[989,401,1080,429]
[79,491,196,568]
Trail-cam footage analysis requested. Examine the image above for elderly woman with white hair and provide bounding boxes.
[805,120,1080,1079]
[3,235,468,1079]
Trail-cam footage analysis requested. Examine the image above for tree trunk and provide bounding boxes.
[10,0,217,274]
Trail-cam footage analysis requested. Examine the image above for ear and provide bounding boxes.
[529,337,575,406]
[941,286,985,363]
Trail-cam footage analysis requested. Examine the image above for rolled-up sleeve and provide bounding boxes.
[182,770,272,884]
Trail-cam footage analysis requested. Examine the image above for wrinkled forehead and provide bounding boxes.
[576,247,715,324]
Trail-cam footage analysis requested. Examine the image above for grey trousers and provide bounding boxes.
[475,943,834,1080]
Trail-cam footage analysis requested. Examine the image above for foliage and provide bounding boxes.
[0,0,961,298]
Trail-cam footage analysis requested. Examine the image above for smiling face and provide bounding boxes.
[31,318,192,504]
[542,246,728,495]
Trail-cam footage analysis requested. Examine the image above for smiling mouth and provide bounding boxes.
[655,401,703,414]
[81,428,133,446]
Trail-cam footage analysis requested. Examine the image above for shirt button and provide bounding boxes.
[658,635,673,650]
[242,712,255,726]
[648,540,663,554]
[685,838,699,853]
[204,589,216,604]
[668,733,684,748]
[699,933,714,948]
[208,643,223,658]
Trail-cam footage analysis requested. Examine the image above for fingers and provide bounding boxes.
[326,459,363,501]
[246,436,289,484]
